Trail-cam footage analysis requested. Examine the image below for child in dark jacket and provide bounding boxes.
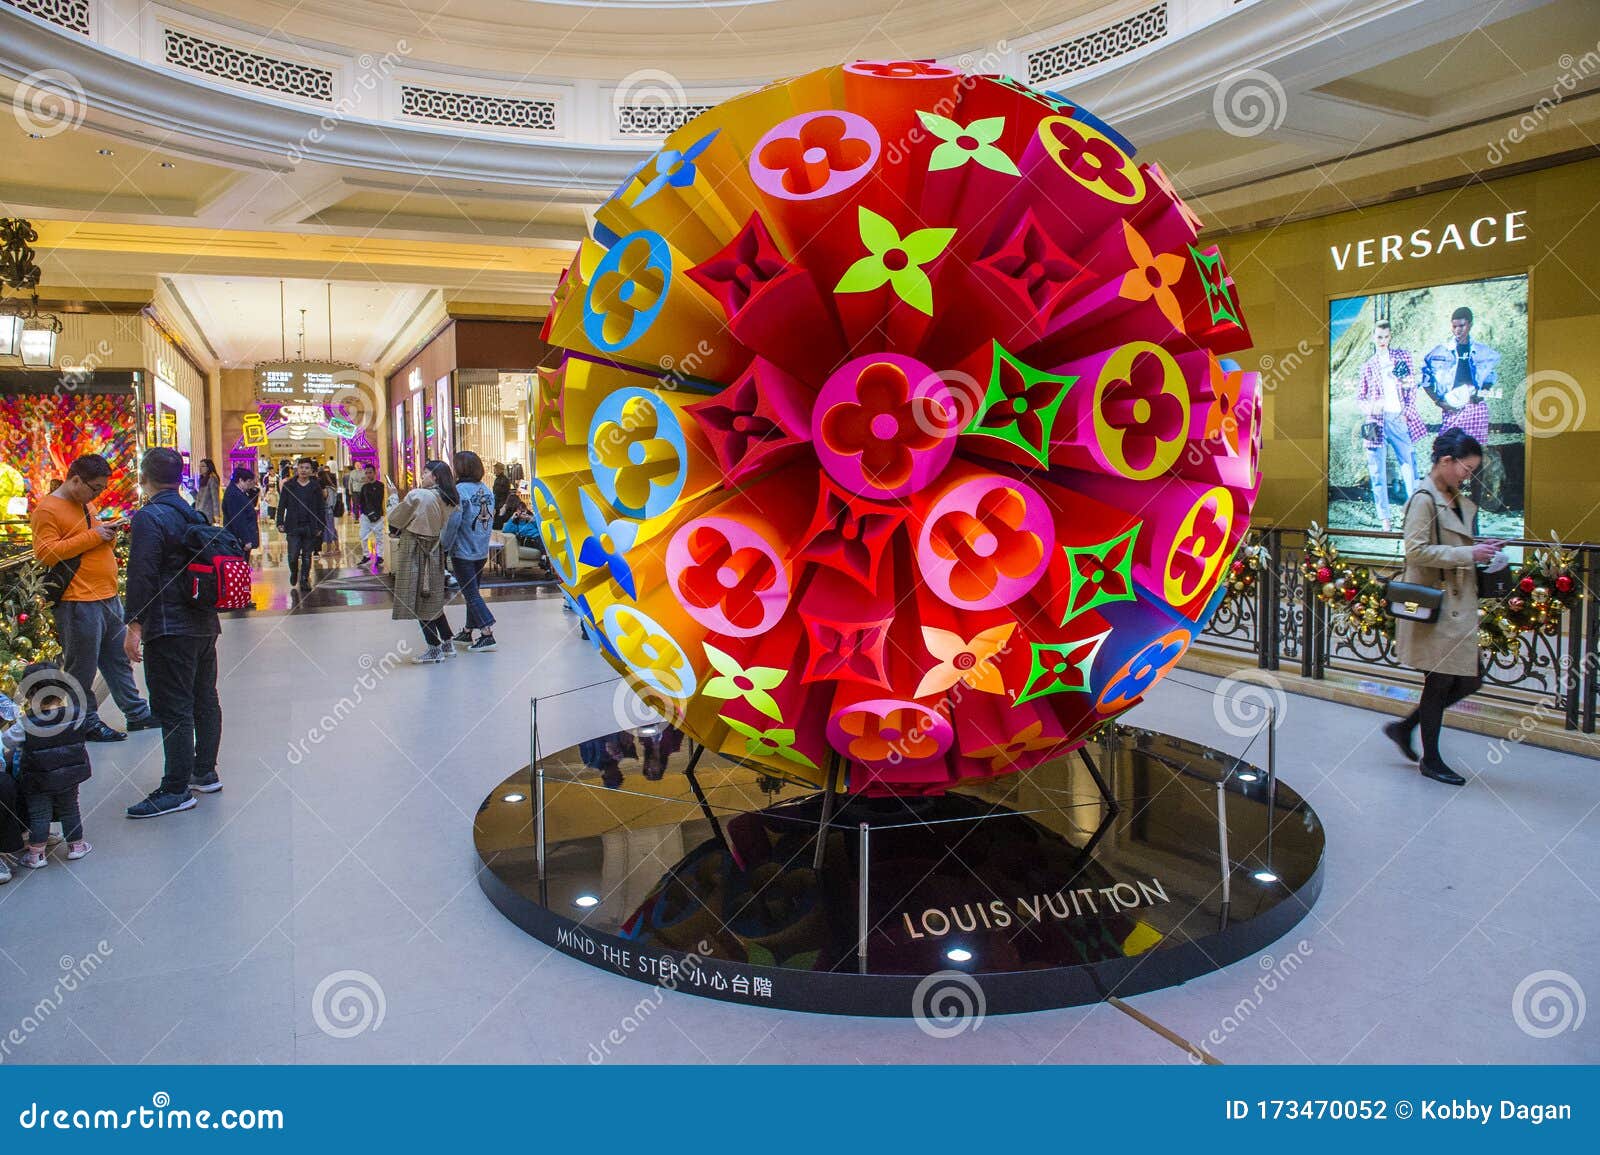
[2,662,94,869]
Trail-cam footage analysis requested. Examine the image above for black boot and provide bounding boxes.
[1382,719,1418,761]
[1419,757,1466,786]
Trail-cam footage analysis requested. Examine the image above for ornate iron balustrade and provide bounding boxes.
[1193,526,1599,734]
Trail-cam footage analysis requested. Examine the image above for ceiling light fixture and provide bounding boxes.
[160,161,175,169]
[96,148,114,156]
[0,217,63,366]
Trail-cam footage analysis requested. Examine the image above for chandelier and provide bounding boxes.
[0,218,63,367]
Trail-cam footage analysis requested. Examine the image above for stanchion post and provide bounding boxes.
[858,822,870,975]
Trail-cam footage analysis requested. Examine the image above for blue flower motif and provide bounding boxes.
[564,590,615,658]
[577,489,639,599]
[631,130,720,207]
[1103,636,1185,706]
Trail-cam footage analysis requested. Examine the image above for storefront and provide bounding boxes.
[1216,155,1600,543]
[385,319,554,491]
[0,370,144,539]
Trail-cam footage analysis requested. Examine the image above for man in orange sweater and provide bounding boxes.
[31,454,156,742]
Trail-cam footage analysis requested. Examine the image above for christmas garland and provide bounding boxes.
[1302,524,1581,659]
[1216,539,1270,614]
[0,557,63,697]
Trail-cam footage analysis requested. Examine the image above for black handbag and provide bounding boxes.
[1384,492,1444,623]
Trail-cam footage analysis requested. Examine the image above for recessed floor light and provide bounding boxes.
[1236,771,1259,783]
[1251,869,1279,883]
[946,947,973,963]
[502,792,525,803]
[573,895,600,909]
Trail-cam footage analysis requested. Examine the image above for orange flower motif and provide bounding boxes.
[915,623,1015,697]
[967,721,1062,775]
[1118,220,1187,332]
[837,708,939,763]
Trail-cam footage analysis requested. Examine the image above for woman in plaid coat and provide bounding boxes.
[389,460,461,664]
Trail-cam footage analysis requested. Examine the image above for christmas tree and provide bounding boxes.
[0,558,62,698]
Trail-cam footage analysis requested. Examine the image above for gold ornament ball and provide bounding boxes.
[1321,582,1336,598]
[1532,587,1550,604]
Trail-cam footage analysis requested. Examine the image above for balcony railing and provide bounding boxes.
[1192,526,1599,735]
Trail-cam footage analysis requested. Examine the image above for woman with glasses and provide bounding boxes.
[1384,429,1505,785]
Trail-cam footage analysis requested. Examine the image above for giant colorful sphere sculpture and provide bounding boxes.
[537,62,1262,797]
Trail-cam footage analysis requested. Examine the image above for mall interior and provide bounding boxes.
[0,0,1596,1066]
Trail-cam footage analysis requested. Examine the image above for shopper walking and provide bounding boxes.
[355,464,387,570]
[123,447,224,817]
[276,458,326,592]
[318,467,340,554]
[1383,429,1505,786]
[222,467,261,568]
[193,459,222,522]
[491,462,513,530]
[3,662,94,867]
[30,454,156,741]
[449,451,498,652]
[389,460,461,664]
[344,461,364,521]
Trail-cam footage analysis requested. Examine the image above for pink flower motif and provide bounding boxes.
[819,360,950,492]
[756,114,875,198]
[1099,350,1186,474]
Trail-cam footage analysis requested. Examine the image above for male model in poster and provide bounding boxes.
[1421,306,1501,505]
[1355,321,1424,531]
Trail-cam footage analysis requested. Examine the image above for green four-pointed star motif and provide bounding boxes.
[720,716,819,770]
[1016,630,1111,705]
[1061,525,1141,625]
[962,342,1077,466]
[918,111,1021,176]
[701,642,786,721]
[1189,244,1241,328]
[834,207,955,316]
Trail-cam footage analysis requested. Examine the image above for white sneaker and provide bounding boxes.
[413,645,445,664]
[0,857,11,884]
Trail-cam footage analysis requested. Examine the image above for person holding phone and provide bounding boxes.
[1384,429,1504,785]
[29,455,155,742]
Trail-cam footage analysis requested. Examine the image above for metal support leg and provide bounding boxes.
[681,742,730,856]
[1076,745,1120,814]
[812,752,842,871]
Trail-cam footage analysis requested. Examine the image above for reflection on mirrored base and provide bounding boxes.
[474,725,1324,1016]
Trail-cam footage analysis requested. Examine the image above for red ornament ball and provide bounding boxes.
[1316,566,1333,583]
[1555,574,1574,594]
[1231,560,1245,574]
[1342,586,1358,602]
[1519,575,1536,593]
[16,613,26,624]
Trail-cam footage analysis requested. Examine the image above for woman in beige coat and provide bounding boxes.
[1383,429,1504,785]
[389,460,462,664]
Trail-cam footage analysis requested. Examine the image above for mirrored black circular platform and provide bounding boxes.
[474,725,1324,1016]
